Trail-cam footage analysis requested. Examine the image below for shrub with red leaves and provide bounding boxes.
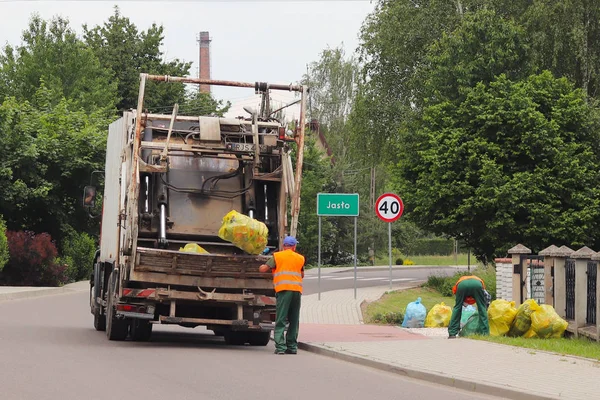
[1,231,68,286]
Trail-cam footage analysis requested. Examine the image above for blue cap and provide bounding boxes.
[283,236,298,246]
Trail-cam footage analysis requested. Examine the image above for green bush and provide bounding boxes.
[424,267,496,299]
[395,258,404,265]
[62,231,97,282]
[0,216,8,271]
[410,238,454,255]
[371,311,404,325]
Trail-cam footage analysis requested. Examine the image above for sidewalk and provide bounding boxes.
[298,284,599,400]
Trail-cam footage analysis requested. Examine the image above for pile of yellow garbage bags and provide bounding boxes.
[490,298,568,339]
[421,298,568,339]
[218,210,269,255]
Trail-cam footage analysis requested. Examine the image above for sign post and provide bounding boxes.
[317,193,360,300]
[375,193,404,289]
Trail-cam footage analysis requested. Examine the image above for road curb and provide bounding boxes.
[0,287,79,302]
[297,342,555,400]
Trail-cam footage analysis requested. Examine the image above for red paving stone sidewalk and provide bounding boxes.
[298,323,429,342]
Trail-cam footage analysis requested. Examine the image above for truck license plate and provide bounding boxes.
[229,143,269,152]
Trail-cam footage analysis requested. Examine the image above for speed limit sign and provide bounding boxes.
[375,193,404,222]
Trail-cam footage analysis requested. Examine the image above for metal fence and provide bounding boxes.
[587,261,597,325]
[565,259,576,320]
[528,256,545,305]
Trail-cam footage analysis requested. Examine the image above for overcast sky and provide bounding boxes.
[0,0,375,118]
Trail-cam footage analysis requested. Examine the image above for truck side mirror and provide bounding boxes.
[83,186,96,208]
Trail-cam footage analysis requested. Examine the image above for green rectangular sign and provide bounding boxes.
[317,193,360,216]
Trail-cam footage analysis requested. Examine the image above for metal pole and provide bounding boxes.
[354,216,358,300]
[468,249,471,272]
[389,222,392,289]
[318,216,322,301]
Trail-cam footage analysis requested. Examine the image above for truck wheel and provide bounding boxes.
[248,331,270,346]
[106,273,128,341]
[130,319,152,341]
[91,284,106,331]
[94,308,106,331]
[224,331,246,346]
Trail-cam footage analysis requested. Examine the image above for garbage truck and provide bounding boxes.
[85,73,308,344]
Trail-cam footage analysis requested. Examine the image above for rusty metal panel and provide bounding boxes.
[130,270,274,290]
[166,154,242,236]
[100,112,132,263]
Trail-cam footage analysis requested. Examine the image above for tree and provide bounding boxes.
[180,91,231,117]
[83,6,192,112]
[521,0,600,98]
[351,0,471,162]
[0,15,117,114]
[0,215,8,271]
[0,84,110,245]
[394,71,600,263]
[419,9,532,105]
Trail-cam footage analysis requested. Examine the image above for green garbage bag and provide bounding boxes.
[459,312,480,337]
[508,299,539,337]
[460,305,477,328]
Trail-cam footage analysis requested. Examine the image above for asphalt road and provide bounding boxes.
[0,290,501,400]
[303,266,467,295]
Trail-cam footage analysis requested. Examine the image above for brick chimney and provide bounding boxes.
[198,31,211,93]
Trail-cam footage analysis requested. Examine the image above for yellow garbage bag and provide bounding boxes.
[531,304,568,339]
[218,210,268,255]
[488,299,517,337]
[424,302,452,327]
[508,299,539,337]
[523,327,537,338]
[179,243,209,254]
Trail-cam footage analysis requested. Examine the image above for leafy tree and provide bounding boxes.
[521,0,600,98]
[0,15,117,114]
[180,91,231,117]
[61,229,97,282]
[83,6,191,111]
[393,71,600,263]
[420,9,532,104]
[351,0,471,162]
[0,85,110,245]
[296,136,337,265]
[0,215,8,271]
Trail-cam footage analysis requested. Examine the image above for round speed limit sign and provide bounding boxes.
[375,193,404,222]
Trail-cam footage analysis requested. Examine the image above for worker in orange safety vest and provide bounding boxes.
[259,235,305,354]
[448,275,489,338]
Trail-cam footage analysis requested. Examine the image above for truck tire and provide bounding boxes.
[130,319,152,341]
[248,331,270,346]
[94,308,106,331]
[106,272,128,341]
[90,284,106,331]
[223,331,246,346]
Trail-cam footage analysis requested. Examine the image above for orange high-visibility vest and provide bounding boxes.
[452,275,485,295]
[272,249,305,293]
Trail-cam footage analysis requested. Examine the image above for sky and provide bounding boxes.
[0,0,376,119]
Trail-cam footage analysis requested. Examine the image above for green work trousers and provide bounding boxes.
[448,278,490,337]
[274,290,302,352]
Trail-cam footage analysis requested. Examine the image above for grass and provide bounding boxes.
[363,284,600,362]
[471,335,600,362]
[362,287,454,324]
[374,253,483,267]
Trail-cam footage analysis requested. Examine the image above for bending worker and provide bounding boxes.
[259,236,305,355]
[448,275,490,338]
